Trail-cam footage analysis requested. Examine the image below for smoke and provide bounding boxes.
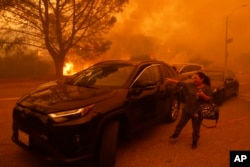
[105,0,250,71]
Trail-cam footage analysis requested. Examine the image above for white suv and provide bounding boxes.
[172,63,204,80]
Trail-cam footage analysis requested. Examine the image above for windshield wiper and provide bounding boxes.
[84,85,98,89]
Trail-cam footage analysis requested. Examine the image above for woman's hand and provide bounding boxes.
[196,90,211,101]
[196,90,204,98]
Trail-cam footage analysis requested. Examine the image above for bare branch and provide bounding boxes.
[0,0,128,77]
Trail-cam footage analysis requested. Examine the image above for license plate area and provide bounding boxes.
[18,130,29,146]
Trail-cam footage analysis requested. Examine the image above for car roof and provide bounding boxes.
[199,69,232,72]
[94,59,171,66]
[172,63,203,66]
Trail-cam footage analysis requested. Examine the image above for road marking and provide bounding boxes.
[0,97,19,101]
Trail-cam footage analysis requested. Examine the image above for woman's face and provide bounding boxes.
[192,74,204,86]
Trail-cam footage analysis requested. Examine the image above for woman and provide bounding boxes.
[166,72,212,149]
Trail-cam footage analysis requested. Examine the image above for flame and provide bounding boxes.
[63,61,75,75]
[63,60,95,76]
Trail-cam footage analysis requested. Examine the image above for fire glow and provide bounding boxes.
[63,61,75,76]
[63,60,95,76]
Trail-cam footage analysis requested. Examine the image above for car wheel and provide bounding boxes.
[98,120,119,167]
[217,90,225,106]
[166,96,180,122]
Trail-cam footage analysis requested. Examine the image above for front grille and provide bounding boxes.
[12,106,49,149]
[13,106,47,134]
[12,105,95,157]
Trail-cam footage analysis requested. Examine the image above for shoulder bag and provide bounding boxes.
[198,103,220,128]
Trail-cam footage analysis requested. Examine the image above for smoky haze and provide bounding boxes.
[105,0,250,72]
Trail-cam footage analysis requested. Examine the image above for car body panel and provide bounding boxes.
[18,83,116,113]
[199,69,239,105]
[12,59,181,164]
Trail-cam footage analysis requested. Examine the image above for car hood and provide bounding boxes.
[17,81,117,113]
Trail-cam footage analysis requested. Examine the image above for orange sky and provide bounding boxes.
[104,0,250,71]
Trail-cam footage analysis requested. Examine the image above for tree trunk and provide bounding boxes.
[52,55,65,79]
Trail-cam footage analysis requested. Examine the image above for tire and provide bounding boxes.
[98,121,119,167]
[166,96,180,122]
[217,90,225,106]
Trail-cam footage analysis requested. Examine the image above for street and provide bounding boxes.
[1,74,250,167]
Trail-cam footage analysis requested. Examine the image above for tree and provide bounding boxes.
[0,0,13,9]
[1,0,128,78]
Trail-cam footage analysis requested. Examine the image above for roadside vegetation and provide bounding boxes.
[0,50,54,80]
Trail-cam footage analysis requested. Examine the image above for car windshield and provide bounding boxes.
[203,71,224,81]
[173,64,183,71]
[67,64,135,87]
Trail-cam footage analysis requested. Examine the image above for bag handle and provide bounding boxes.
[201,118,218,128]
[199,103,220,128]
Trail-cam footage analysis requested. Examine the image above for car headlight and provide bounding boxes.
[48,104,94,123]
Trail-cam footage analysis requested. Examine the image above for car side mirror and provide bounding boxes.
[134,80,157,90]
[130,81,156,96]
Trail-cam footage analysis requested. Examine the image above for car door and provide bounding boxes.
[224,71,236,97]
[225,71,238,97]
[154,64,180,119]
[125,64,162,133]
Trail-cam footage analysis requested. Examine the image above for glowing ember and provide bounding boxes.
[63,61,75,75]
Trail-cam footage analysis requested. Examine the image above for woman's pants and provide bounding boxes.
[172,111,202,142]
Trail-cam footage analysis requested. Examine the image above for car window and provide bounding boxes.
[224,71,230,79]
[132,65,161,88]
[228,71,235,79]
[180,65,202,73]
[192,65,202,71]
[174,64,184,72]
[225,71,235,80]
[162,64,177,78]
[204,71,224,81]
[181,66,193,73]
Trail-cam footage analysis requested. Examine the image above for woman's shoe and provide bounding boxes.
[169,134,179,143]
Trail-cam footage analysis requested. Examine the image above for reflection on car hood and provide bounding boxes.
[17,81,115,113]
